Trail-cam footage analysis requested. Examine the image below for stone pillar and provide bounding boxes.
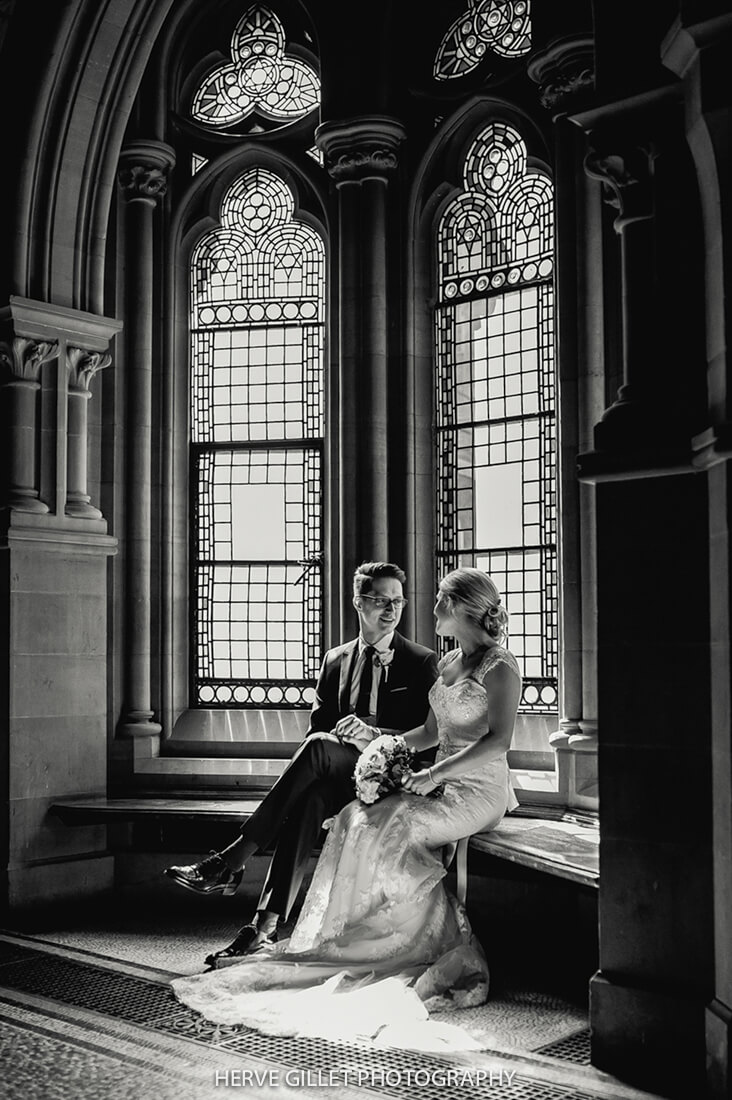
[66,347,111,518]
[570,90,715,1095]
[116,140,175,739]
[0,336,57,513]
[528,35,599,809]
[316,117,405,636]
[664,15,732,1098]
[0,297,120,909]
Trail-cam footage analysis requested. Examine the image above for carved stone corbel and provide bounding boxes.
[527,34,595,115]
[584,144,656,231]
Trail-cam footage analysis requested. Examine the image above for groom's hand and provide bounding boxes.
[332,715,377,751]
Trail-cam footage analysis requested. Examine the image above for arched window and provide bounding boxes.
[434,120,557,714]
[185,4,325,712]
[190,168,325,710]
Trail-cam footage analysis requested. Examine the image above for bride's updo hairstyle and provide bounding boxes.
[439,568,509,642]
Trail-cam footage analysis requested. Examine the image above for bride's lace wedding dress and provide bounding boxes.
[172,646,520,1051]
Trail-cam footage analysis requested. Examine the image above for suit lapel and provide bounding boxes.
[386,632,405,685]
[338,640,359,714]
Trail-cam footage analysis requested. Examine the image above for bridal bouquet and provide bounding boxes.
[353,734,414,805]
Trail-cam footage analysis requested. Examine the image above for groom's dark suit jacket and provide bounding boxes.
[306,631,439,738]
[249,631,439,919]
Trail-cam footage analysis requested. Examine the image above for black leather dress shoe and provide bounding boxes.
[163,852,243,896]
[204,924,278,969]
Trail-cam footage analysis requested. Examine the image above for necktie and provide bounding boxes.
[355,646,376,717]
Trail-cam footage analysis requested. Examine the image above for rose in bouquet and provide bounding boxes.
[353,733,415,805]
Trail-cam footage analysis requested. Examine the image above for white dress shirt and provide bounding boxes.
[348,632,395,716]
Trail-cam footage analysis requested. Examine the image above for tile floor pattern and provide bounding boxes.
[0,950,657,1100]
[1,865,663,1100]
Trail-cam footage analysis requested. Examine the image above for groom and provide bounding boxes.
[164,560,438,964]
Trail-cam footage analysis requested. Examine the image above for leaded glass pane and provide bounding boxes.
[191,167,325,708]
[435,1,531,81]
[435,122,557,714]
[193,449,321,705]
[191,4,319,129]
[306,145,324,167]
[191,325,323,444]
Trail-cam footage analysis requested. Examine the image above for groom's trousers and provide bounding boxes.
[238,734,360,921]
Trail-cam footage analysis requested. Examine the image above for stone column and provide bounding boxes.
[570,90,715,1095]
[66,347,111,518]
[315,117,405,637]
[664,15,732,1098]
[0,336,58,513]
[116,140,175,739]
[528,35,599,809]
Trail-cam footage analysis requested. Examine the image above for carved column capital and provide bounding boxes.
[0,336,58,383]
[583,144,656,231]
[528,34,595,115]
[316,116,406,184]
[117,140,176,205]
[66,346,112,394]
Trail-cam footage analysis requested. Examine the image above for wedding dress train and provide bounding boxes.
[172,646,520,1051]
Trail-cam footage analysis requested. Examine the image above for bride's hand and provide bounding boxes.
[401,767,440,796]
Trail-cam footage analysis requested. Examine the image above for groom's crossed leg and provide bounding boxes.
[256,779,343,920]
[164,734,360,955]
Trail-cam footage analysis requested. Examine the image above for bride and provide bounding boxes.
[172,567,521,1050]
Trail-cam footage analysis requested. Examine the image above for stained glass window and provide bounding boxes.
[435,122,557,714]
[434,1,531,81]
[191,4,319,129]
[191,168,325,708]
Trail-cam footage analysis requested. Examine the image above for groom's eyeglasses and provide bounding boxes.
[360,595,408,610]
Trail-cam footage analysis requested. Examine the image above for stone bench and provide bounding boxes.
[50,797,599,892]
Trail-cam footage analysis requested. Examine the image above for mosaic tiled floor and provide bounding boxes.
[0,939,660,1100]
[1,863,663,1100]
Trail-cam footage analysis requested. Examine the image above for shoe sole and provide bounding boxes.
[206,940,276,969]
[163,869,240,896]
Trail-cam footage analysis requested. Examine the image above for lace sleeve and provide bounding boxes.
[476,646,522,684]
